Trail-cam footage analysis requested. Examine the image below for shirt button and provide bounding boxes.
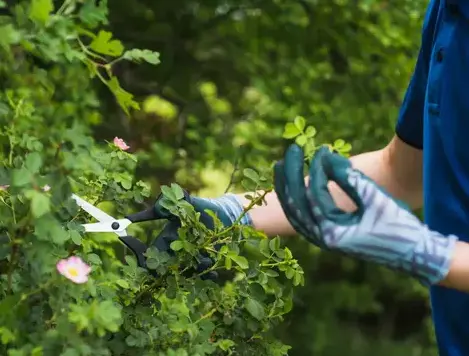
[436,48,444,62]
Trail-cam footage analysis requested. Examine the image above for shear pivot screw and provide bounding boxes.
[111,222,120,230]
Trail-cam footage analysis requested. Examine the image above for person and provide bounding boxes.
[153,1,469,355]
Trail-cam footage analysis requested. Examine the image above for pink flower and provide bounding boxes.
[0,185,9,191]
[113,137,130,151]
[56,256,91,284]
[42,185,51,192]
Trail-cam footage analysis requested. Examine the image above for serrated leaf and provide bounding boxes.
[123,49,160,65]
[282,122,301,139]
[294,116,306,131]
[245,298,265,320]
[90,30,124,57]
[29,0,54,24]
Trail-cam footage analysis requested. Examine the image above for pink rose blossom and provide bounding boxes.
[42,185,51,192]
[113,137,130,151]
[56,256,91,284]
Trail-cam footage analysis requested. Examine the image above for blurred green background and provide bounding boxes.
[88,0,433,354]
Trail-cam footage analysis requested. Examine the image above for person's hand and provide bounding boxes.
[274,144,457,286]
[150,189,252,280]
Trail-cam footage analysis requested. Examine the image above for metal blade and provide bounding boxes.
[71,194,115,222]
[82,219,132,237]
[81,222,116,233]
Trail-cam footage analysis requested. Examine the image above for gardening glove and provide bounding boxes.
[274,144,457,286]
[150,189,253,280]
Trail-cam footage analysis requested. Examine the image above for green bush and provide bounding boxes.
[0,1,311,355]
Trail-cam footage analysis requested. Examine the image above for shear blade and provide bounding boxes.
[71,194,115,222]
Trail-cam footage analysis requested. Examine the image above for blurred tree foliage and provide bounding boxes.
[89,0,435,355]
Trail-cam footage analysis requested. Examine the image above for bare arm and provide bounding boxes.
[238,135,423,237]
[236,136,469,292]
[440,242,469,292]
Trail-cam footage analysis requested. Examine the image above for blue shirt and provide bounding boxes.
[396,1,469,354]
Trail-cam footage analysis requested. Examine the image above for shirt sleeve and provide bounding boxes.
[395,0,440,149]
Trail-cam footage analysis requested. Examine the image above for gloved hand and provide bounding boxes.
[149,189,252,280]
[274,144,457,286]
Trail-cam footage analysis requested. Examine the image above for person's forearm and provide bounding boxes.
[238,137,423,237]
[439,241,469,293]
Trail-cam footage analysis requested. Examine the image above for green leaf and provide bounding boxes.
[294,116,306,131]
[116,279,129,289]
[225,256,232,270]
[333,139,345,148]
[0,326,15,345]
[29,0,54,24]
[243,168,259,182]
[245,298,265,320]
[264,269,279,277]
[217,339,235,351]
[87,253,102,265]
[227,252,248,269]
[28,191,50,218]
[123,49,161,65]
[34,216,69,244]
[282,122,301,139]
[69,230,82,245]
[78,0,108,28]
[293,271,303,286]
[61,348,80,356]
[259,239,270,258]
[170,183,185,200]
[285,267,294,279]
[107,76,140,115]
[145,258,158,269]
[269,236,281,251]
[295,134,307,146]
[170,240,183,251]
[11,168,32,187]
[25,152,43,173]
[90,31,124,57]
[161,185,177,201]
[305,126,317,137]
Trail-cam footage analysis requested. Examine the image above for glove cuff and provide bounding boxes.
[412,228,458,286]
[204,194,253,226]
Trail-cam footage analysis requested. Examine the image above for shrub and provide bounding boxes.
[0,1,310,355]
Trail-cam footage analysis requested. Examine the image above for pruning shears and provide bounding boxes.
[71,194,169,269]
[71,193,218,280]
